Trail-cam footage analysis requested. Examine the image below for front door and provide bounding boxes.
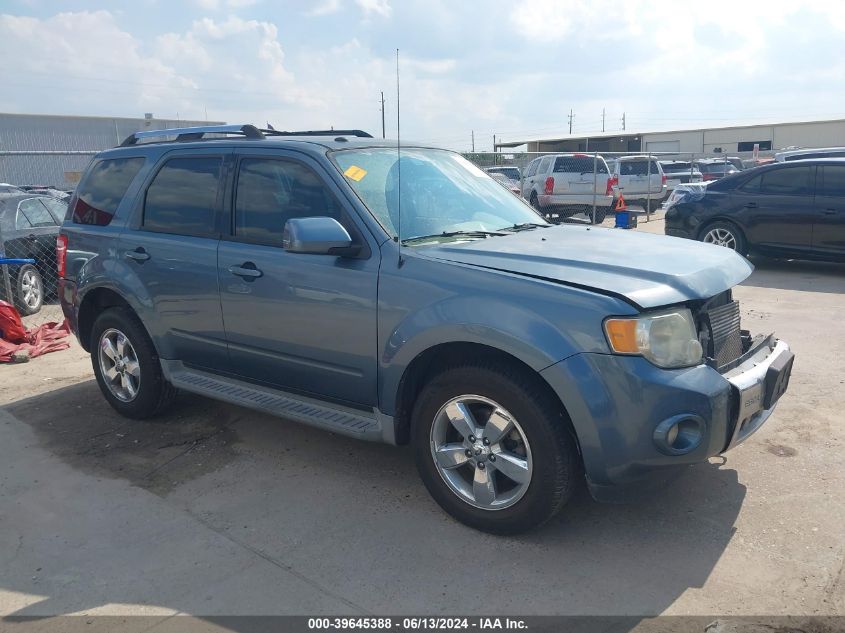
[813,164,845,256]
[217,153,379,407]
[119,151,229,370]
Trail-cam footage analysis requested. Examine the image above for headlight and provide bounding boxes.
[604,308,703,368]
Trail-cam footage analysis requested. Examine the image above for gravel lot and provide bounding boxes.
[1,215,844,619]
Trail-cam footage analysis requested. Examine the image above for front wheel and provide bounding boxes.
[411,363,580,534]
[700,221,747,254]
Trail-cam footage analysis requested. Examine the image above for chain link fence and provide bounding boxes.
[465,150,776,224]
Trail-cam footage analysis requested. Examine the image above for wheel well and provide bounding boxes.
[77,288,133,352]
[393,342,579,451]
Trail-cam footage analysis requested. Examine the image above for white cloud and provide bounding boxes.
[354,0,391,17]
[306,0,342,16]
[191,0,259,11]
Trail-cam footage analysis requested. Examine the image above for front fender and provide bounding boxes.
[376,250,633,416]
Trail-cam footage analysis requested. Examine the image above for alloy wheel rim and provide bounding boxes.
[703,228,737,250]
[98,328,141,402]
[430,395,533,511]
[21,271,41,308]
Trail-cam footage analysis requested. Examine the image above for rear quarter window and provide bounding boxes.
[72,157,145,226]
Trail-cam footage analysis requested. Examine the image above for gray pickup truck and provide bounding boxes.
[59,125,794,534]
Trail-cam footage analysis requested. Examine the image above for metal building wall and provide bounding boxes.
[0,113,224,188]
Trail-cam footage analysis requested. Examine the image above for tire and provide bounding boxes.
[700,220,747,255]
[411,362,580,534]
[90,307,176,419]
[590,207,608,224]
[15,264,43,316]
[529,191,541,211]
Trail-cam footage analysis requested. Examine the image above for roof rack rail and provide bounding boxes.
[120,124,265,146]
[259,128,373,138]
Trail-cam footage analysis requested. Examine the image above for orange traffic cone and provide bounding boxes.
[614,193,627,211]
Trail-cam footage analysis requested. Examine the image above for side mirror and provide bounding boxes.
[283,217,359,256]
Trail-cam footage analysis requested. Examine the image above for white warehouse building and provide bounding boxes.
[497,118,845,155]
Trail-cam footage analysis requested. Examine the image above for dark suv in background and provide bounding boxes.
[664,158,845,261]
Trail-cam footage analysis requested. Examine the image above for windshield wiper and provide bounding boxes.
[401,230,508,245]
[501,222,551,232]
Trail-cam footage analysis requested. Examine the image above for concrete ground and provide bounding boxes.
[1,216,844,619]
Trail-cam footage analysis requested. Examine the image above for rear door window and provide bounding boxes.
[759,167,812,196]
[537,156,554,175]
[73,157,145,226]
[143,157,222,237]
[18,198,58,227]
[819,165,845,196]
[40,197,68,223]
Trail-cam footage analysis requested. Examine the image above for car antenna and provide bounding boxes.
[395,47,403,266]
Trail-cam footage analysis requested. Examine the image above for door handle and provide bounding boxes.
[124,248,150,262]
[228,263,263,279]
[745,202,758,209]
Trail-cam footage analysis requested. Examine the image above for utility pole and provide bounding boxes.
[568,109,574,134]
[493,134,496,153]
[622,112,626,131]
[380,91,386,139]
[602,108,605,133]
[471,130,475,152]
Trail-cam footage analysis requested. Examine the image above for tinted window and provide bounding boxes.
[144,157,221,237]
[759,167,811,195]
[738,141,772,152]
[553,156,608,174]
[234,158,342,247]
[620,160,658,176]
[18,198,57,227]
[738,174,761,193]
[820,165,845,196]
[73,157,144,226]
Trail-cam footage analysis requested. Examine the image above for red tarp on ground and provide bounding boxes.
[0,301,71,363]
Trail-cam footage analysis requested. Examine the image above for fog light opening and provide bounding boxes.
[654,415,705,455]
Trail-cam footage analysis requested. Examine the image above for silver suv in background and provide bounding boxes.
[775,147,845,162]
[521,153,613,224]
[606,156,667,209]
[660,160,703,193]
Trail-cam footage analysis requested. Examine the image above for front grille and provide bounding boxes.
[699,300,743,369]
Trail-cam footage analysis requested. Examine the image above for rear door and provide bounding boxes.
[731,165,815,251]
[119,149,229,370]
[813,164,845,256]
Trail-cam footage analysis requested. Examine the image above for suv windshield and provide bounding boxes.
[331,148,546,242]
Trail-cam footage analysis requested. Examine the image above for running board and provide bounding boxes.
[161,361,383,442]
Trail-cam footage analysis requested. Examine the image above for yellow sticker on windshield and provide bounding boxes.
[344,165,367,181]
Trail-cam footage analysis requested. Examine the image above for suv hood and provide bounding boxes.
[420,225,753,309]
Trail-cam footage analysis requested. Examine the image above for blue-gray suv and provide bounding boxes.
[58,125,794,534]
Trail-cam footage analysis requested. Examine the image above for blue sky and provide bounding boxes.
[2,0,844,150]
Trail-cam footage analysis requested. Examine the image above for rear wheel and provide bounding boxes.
[15,264,43,316]
[529,191,541,211]
[90,308,176,419]
[590,207,608,224]
[411,363,580,534]
[700,221,747,254]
